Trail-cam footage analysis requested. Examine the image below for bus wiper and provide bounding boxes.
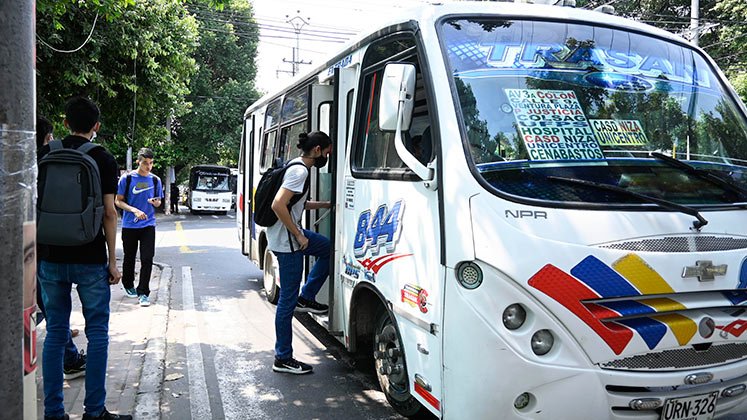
[547,176,708,231]
[651,152,747,199]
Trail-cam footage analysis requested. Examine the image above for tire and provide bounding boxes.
[374,311,426,418]
[263,248,280,304]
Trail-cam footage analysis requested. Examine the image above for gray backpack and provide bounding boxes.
[37,140,104,246]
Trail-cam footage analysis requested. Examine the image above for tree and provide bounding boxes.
[36,0,200,171]
[175,0,261,170]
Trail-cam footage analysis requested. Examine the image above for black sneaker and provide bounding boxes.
[63,351,86,380]
[272,357,313,374]
[295,297,328,314]
[82,409,132,420]
[44,414,69,420]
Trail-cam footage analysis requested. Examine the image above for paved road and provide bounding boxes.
[155,211,406,420]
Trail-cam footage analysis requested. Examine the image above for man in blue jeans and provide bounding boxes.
[37,97,132,420]
[269,131,333,375]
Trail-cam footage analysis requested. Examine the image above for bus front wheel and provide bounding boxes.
[374,311,426,418]
[262,249,280,304]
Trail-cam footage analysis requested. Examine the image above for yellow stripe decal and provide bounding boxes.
[640,297,686,312]
[652,313,697,345]
[612,254,674,294]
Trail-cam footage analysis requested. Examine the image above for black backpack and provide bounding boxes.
[253,161,309,227]
[37,140,104,246]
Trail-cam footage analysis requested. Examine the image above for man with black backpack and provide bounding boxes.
[115,147,163,308]
[37,97,131,420]
[267,131,333,375]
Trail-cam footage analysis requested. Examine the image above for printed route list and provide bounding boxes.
[506,89,604,161]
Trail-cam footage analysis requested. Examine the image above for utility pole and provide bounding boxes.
[690,0,700,46]
[0,0,36,418]
[164,113,173,215]
[281,11,312,76]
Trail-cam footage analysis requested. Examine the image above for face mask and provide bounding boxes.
[314,155,328,168]
[91,131,97,140]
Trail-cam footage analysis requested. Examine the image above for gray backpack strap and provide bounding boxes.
[76,142,101,154]
[48,140,63,150]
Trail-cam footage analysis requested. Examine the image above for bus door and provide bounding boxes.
[341,36,443,413]
[307,83,335,314]
[240,116,255,258]
[330,65,359,334]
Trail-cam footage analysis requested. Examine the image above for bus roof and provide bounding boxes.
[244,1,692,118]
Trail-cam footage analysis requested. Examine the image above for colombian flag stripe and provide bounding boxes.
[529,264,633,354]
[571,256,640,298]
[612,254,674,294]
[640,297,686,312]
[598,300,656,317]
[617,317,667,349]
[652,314,697,345]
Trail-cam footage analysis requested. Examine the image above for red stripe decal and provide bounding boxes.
[528,264,633,354]
[238,193,244,212]
[414,382,440,411]
[370,254,413,274]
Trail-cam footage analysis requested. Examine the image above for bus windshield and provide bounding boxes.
[191,169,230,192]
[440,18,747,206]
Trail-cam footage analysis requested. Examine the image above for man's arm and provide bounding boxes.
[305,201,332,210]
[271,187,308,250]
[103,193,122,284]
[115,194,147,220]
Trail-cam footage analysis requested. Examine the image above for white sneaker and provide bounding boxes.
[138,295,151,307]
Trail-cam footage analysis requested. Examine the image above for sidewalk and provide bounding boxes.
[35,260,172,420]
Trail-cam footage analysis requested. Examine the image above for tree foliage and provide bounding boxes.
[37,0,200,171]
[175,1,261,170]
[36,0,253,176]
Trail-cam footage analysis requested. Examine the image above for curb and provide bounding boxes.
[134,262,172,420]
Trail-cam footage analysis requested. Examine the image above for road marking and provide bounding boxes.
[226,214,235,219]
[202,296,274,419]
[182,266,213,420]
[175,221,205,254]
[212,215,219,219]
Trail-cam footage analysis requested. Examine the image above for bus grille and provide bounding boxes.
[599,236,747,252]
[600,343,747,371]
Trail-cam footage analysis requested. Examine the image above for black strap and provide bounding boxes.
[124,174,132,203]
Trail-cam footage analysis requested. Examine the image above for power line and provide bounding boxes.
[37,13,100,53]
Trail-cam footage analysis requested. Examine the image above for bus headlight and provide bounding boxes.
[531,330,554,355]
[222,198,231,203]
[193,198,201,202]
[456,262,483,289]
[502,304,526,330]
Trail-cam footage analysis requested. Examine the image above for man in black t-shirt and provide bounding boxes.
[37,97,131,420]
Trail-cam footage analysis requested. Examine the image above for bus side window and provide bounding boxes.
[353,35,433,177]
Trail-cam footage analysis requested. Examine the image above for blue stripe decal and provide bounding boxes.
[571,256,641,298]
[601,300,655,316]
[618,317,667,349]
[723,290,747,305]
[739,259,747,289]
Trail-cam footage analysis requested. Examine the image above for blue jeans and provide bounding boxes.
[39,261,111,418]
[36,278,81,367]
[274,229,330,360]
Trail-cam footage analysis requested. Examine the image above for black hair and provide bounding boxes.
[296,131,332,154]
[137,147,155,160]
[36,116,53,149]
[64,96,100,133]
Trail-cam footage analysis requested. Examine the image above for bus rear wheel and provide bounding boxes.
[374,311,426,418]
[262,249,280,304]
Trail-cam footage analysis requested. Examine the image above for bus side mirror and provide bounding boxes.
[378,63,434,183]
[379,63,416,131]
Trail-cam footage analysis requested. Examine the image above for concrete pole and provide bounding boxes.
[0,0,36,418]
[690,0,700,47]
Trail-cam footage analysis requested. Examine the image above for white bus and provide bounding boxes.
[188,164,232,214]
[237,2,747,419]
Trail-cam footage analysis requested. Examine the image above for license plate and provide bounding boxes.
[660,391,718,420]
